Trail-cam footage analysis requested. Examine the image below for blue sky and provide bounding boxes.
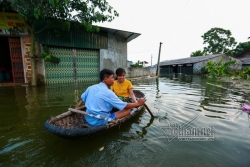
[96,0,250,65]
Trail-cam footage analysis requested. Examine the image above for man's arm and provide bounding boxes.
[75,100,84,108]
[124,98,145,109]
[114,98,146,119]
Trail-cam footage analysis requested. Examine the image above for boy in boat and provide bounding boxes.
[111,68,137,103]
[76,69,145,126]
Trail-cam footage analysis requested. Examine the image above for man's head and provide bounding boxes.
[100,69,115,86]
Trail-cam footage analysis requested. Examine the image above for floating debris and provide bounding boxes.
[99,146,104,151]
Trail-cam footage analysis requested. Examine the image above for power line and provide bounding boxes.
[128,49,158,54]
[128,48,157,54]
[182,0,190,13]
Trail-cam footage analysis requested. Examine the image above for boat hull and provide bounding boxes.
[44,90,145,138]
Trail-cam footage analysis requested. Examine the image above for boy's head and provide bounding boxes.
[115,68,126,76]
[115,68,126,83]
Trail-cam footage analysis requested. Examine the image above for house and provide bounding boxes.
[159,54,242,75]
[0,12,28,83]
[0,12,140,84]
[240,58,250,69]
[127,60,133,67]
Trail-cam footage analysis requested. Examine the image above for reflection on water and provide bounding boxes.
[0,74,250,166]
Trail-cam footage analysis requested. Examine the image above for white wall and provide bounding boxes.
[100,33,128,73]
[127,67,156,78]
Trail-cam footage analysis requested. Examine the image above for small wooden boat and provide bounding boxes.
[44,90,145,138]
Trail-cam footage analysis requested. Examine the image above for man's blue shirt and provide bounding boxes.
[81,82,127,126]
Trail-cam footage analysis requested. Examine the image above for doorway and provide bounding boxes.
[0,36,24,83]
[173,65,177,73]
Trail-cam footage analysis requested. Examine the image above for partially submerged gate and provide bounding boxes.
[45,47,99,84]
[8,37,25,83]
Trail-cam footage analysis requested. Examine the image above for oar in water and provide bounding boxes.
[136,97,154,117]
[144,104,154,117]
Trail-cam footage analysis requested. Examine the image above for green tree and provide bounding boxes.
[231,41,250,57]
[204,59,236,78]
[131,60,143,68]
[202,27,237,54]
[190,50,205,57]
[0,0,118,85]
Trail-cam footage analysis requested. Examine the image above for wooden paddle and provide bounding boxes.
[144,103,154,117]
[137,97,154,117]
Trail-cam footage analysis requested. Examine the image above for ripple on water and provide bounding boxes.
[0,138,33,155]
[1,76,250,166]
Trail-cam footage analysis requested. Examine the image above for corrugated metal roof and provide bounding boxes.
[35,21,140,48]
[36,27,108,49]
[160,54,224,66]
[240,58,250,65]
[99,26,140,42]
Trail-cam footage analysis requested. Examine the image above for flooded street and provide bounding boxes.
[0,74,250,166]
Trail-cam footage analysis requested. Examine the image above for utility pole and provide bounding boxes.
[156,42,163,76]
[151,54,152,67]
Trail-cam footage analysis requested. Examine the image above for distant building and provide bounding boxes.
[159,54,242,75]
[240,58,250,69]
[127,60,133,67]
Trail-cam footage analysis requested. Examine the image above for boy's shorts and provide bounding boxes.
[110,113,116,119]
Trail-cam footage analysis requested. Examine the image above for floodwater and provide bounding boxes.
[0,74,250,167]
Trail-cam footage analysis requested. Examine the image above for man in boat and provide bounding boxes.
[76,69,145,126]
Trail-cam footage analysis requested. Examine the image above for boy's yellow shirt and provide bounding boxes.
[111,79,133,97]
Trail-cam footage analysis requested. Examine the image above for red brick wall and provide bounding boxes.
[22,36,32,83]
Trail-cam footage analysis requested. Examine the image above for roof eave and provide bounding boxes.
[99,26,141,43]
